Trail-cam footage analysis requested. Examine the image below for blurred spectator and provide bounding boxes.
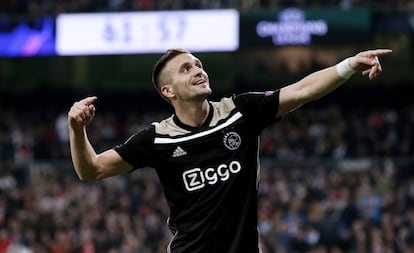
[1,0,414,16]
[0,88,412,252]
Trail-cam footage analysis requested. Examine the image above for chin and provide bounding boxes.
[197,84,211,93]
[204,88,212,96]
[196,90,211,100]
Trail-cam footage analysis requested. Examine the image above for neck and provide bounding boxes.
[173,100,210,127]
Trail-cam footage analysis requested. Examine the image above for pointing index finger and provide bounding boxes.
[363,49,393,57]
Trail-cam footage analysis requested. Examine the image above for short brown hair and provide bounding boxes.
[152,48,191,95]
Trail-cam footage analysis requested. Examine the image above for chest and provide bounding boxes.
[152,124,259,193]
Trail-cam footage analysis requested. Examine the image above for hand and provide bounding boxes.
[349,49,393,80]
[68,96,97,127]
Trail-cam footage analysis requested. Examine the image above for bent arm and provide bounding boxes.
[69,126,132,181]
[68,96,132,181]
[277,48,392,117]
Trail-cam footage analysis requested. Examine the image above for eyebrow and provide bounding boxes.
[178,58,202,72]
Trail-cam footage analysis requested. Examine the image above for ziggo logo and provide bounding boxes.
[182,161,242,192]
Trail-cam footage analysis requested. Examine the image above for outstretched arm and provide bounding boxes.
[68,96,132,181]
[277,49,393,117]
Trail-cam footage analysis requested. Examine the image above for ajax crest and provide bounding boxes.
[223,132,241,150]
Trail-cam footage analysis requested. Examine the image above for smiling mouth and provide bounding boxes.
[193,80,206,86]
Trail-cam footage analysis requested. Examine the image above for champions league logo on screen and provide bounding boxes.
[256,8,328,45]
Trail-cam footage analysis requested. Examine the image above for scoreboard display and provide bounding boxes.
[56,9,239,55]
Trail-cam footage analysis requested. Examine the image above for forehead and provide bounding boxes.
[166,53,200,70]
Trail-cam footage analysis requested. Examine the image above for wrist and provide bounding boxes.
[336,58,357,79]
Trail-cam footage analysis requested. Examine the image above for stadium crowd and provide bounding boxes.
[0,0,413,252]
[0,0,413,17]
[0,93,413,252]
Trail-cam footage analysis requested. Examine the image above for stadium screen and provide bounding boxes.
[239,8,372,49]
[0,16,56,57]
[0,9,239,57]
[56,9,239,56]
[0,8,374,57]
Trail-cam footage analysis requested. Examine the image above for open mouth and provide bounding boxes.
[193,79,206,86]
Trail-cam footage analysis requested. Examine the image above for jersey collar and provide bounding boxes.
[173,102,214,131]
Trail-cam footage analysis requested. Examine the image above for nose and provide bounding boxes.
[194,67,203,77]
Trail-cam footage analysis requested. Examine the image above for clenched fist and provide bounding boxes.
[68,96,97,128]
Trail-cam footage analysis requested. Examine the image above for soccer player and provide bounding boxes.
[68,48,392,253]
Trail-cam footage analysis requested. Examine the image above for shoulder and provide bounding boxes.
[231,90,281,126]
[152,115,191,137]
[210,96,236,114]
[233,90,279,103]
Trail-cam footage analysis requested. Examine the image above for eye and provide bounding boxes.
[195,61,203,69]
[181,64,191,73]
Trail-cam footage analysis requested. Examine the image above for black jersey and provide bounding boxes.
[114,91,280,253]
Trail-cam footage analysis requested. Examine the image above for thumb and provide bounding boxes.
[80,96,97,105]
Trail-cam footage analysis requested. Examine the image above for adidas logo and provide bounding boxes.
[172,146,187,157]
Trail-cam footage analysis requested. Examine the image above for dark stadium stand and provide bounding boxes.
[0,1,413,252]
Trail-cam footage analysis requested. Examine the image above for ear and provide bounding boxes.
[160,84,175,99]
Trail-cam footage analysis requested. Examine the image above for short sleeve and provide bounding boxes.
[113,125,155,169]
[233,90,281,131]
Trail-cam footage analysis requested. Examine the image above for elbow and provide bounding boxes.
[76,172,98,182]
[74,166,102,182]
[77,175,98,182]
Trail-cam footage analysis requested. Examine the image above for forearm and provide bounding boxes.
[67,96,132,181]
[297,65,347,103]
[69,125,99,180]
[278,65,348,116]
[278,48,392,117]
